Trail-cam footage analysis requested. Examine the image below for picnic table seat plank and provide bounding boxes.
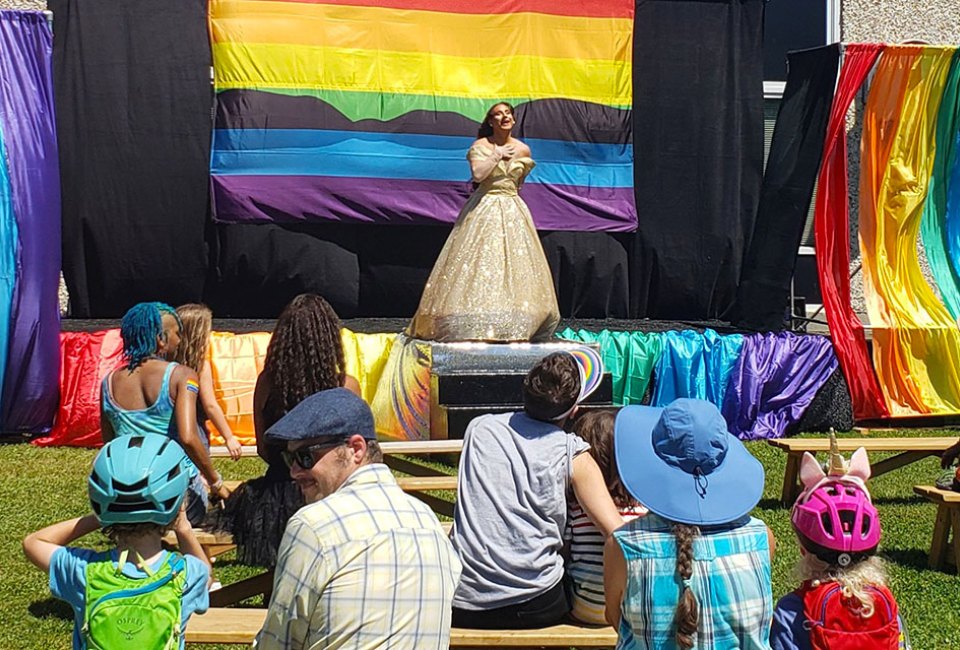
[769,437,957,505]
[208,439,464,459]
[914,485,960,571]
[185,608,618,647]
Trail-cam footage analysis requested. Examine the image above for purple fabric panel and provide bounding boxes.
[722,332,838,441]
[211,175,637,231]
[0,12,61,432]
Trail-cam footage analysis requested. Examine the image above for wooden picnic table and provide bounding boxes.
[185,607,618,647]
[768,436,957,506]
[913,485,960,571]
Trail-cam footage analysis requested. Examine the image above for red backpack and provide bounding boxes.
[798,580,900,650]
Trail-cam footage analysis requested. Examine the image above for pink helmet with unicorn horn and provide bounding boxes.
[791,433,881,567]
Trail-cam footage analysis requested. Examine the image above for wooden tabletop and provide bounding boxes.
[914,485,960,503]
[208,439,464,458]
[768,437,957,452]
[185,608,617,646]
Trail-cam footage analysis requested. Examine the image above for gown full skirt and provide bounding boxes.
[407,153,560,342]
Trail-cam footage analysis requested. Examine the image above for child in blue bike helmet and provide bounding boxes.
[23,434,212,649]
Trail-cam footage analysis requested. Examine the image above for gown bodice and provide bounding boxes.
[469,145,535,197]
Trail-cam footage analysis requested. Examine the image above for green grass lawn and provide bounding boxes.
[3,430,960,649]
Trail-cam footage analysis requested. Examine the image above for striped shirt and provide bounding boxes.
[613,514,772,650]
[255,464,462,650]
[566,502,647,625]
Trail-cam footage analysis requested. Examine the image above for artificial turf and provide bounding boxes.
[3,429,959,649]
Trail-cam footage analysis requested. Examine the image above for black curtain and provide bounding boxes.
[52,0,212,317]
[631,0,765,320]
[734,44,840,330]
[56,0,766,321]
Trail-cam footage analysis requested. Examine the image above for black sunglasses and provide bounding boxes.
[281,439,348,470]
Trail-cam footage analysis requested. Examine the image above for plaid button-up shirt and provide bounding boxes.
[613,514,772,650]
[256,463,462,650]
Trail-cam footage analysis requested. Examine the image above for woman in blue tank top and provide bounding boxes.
[101,302,231,525]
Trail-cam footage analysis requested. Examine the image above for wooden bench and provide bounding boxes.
[914,485,960,571]
[185,607,617,647]
[207,439,464,460]
[768,437,956,505]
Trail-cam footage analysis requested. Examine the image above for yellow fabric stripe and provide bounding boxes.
[213,42,632,106]
[211,0,632,64]
[861,46,960,415]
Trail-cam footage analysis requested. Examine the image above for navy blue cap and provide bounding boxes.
[265,387,376,442]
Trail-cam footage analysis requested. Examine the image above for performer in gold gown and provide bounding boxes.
[407,102,560,342]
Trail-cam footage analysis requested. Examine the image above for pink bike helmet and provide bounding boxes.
[792,477,880,566]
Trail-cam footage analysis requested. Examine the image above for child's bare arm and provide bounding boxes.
[199,359,242,461]
[172,508,212,582]
[571,452,625,537]
[23,514,101,572]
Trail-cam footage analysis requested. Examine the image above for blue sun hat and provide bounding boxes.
[614,398,764,526]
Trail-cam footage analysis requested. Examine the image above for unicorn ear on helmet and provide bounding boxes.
[799,451,826,490]
[847,447,871,481]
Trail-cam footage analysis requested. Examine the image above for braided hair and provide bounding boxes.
[120,302,181,370]
[262,294,346,424]
[672,524,701,649]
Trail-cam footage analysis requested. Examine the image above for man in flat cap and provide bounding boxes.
[255,388,462,650]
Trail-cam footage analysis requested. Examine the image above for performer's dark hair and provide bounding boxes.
[262,294,346,423]
[477,102,515,138]
[523,352,579,422]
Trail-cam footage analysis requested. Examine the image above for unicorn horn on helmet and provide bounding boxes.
[826,429,849,477]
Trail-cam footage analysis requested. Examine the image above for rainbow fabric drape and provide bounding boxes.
[816,44,960,417]
[208,0,636,231]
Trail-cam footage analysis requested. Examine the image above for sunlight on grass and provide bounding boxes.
[3,429,960,648]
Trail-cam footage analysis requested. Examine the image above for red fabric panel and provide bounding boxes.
[813,43,889,420]
[32,330,124,447]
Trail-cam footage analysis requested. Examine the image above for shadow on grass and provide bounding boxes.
[882,548,944,572]
[755,498,786,511]
[28,598,72,621]
[872,495,925,506]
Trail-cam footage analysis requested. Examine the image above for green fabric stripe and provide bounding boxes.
[921,49,960,319]
[217,86,630,122]
[556,328,664,405]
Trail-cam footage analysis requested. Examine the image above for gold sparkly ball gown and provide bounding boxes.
[407,144,561,342]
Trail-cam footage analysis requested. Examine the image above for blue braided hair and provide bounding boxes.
[120,302,182,369]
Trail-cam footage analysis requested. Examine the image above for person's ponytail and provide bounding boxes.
[672,523,700,649]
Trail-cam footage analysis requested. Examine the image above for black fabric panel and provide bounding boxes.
[358,226,451,317]
[630,0,765,320]
[210,223,361,318]
[217,91,630,144]
[52,0,212,317]
[734,45,840,331]
[542,232,630,318]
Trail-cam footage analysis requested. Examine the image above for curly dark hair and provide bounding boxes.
[262,294,346,424]
[523,352,580,422]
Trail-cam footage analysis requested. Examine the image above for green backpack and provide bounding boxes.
[82,550,186,650]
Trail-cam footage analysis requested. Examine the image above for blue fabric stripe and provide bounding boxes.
[211,129,633,187]
[0,127,19,404]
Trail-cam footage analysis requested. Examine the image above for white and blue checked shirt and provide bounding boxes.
[255,463,462,650]
[613,514,772,650]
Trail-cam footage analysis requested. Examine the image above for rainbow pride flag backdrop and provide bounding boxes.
[208,0,636,231]
[814,44,960,418]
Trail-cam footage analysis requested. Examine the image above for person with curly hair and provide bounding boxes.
[210,294,360,567]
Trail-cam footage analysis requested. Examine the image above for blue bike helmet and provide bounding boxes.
[88,434,189,526]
